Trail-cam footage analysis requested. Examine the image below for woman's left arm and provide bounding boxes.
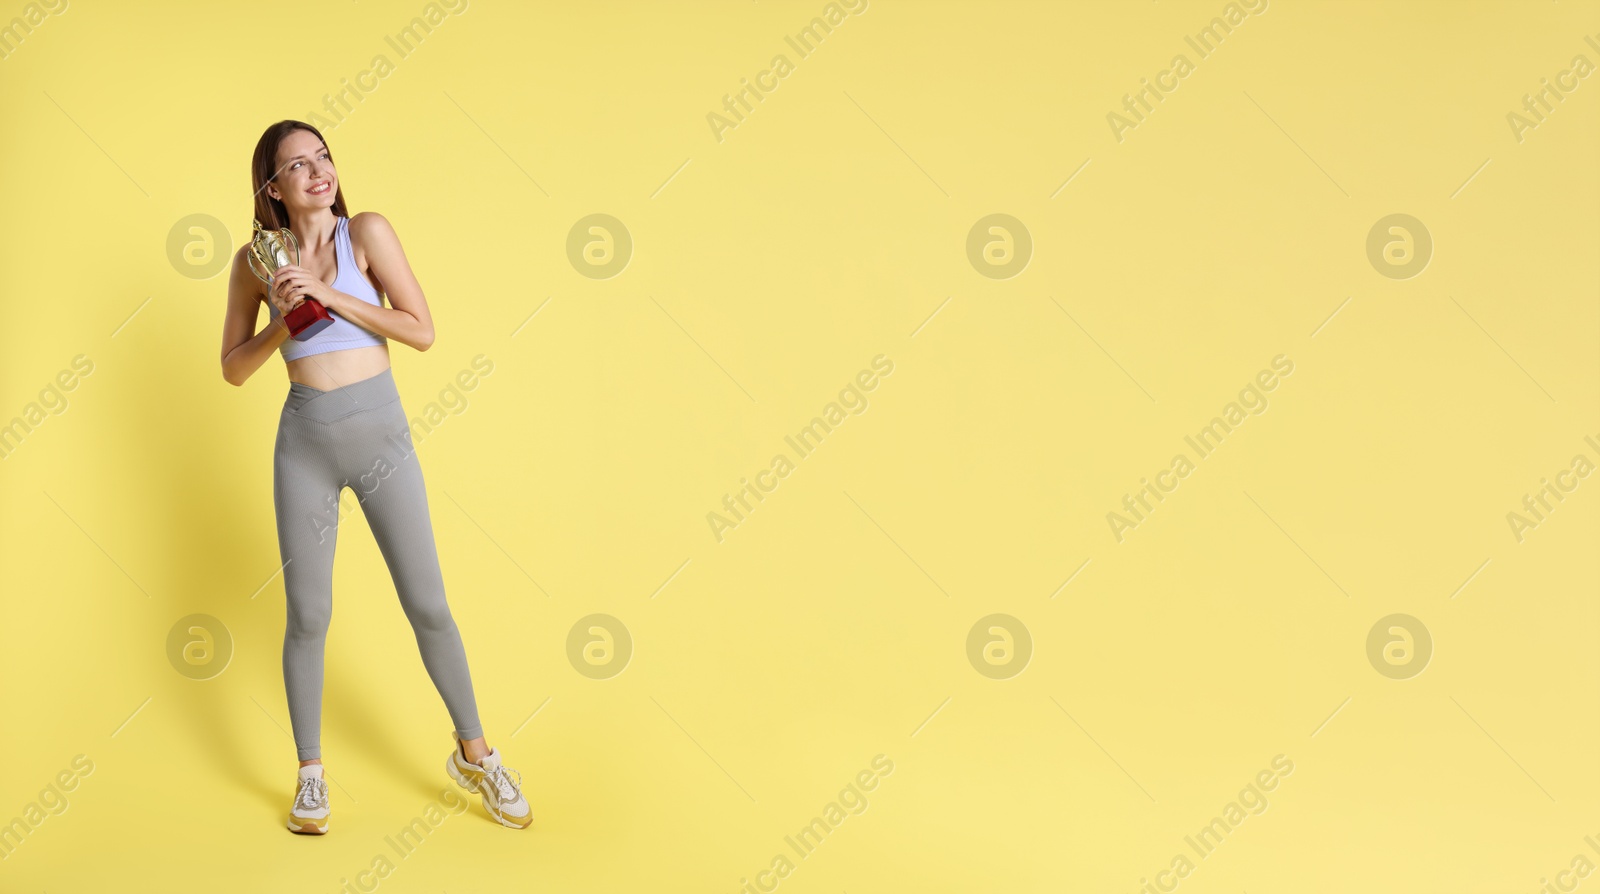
[272,211,436,351]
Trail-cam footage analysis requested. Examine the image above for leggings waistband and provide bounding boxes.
[283,367,399,424]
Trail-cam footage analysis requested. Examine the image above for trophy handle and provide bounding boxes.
[278,227,302,266]
[247,251,272,285]
[246,223,302,285]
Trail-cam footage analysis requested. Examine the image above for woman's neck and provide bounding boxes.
[287,209,339,254]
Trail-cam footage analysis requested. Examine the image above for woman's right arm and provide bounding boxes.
[221,246,291,386]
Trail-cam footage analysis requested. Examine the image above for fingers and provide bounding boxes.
[273,271,309,306]
[271,267,321,314]
[270,283,305,312]
[271,266,307,295]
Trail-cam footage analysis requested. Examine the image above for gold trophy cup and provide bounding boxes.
[247,218,334,341]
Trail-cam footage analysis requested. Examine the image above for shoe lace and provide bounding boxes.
[484,764,523,803]
[296,775,327,810]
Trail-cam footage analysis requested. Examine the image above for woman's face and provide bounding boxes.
[267,129,336,215]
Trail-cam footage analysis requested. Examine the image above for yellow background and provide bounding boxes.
[1,0,1596,891]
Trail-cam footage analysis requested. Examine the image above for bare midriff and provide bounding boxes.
[285,343,392,391]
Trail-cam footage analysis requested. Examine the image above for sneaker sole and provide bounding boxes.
[445,753,532,829]
[287,815,328,834]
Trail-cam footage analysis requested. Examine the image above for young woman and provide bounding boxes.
[220,120,530,834]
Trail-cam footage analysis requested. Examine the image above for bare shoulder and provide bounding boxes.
[231,244,264,298]
[349,210,399,247]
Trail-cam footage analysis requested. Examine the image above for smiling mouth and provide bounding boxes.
[308,181,332,195]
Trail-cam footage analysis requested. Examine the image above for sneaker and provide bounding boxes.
[445,731,532,829]
[287,764,330,834]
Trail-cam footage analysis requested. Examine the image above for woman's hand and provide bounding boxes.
[271,265,342,315]
[265,274,304,318]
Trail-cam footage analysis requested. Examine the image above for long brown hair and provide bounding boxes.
[250,120,349,229]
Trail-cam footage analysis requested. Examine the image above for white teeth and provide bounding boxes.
[309,182,330,194]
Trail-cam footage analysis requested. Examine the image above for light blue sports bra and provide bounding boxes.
[268,214,387,362]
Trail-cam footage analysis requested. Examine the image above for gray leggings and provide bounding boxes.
[274,367,483,761]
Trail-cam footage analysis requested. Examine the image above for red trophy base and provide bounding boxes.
[283,299,335,341]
